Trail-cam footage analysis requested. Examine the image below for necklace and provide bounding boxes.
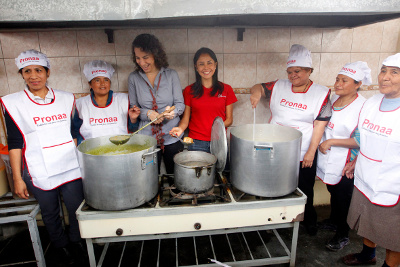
[303,80,310,92]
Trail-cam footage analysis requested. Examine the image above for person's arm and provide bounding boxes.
[169,105,191,137]
[319,137,359,154]
[250,84,266,108]
[9,148,29,199]
[302,120,328,168]
[164,70,185,120]
[224,104,234,127]
[128,73,151,122]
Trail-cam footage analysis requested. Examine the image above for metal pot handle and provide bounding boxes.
[141,148,161,170]
[254,144,274,159]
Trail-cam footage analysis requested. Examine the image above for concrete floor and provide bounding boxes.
[0,205,386,267]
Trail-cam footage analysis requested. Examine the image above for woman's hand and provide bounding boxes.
[163,106,175,120]
[14,177,29,199]
[319,140,332,154]
[147,110,163,124]
[129,105,141,123]
[250,84,265,109]
[169,127,184,138]
[342,157,357,179]
[302,151,315,168]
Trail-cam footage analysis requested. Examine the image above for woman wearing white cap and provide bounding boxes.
[129,33,185,174]
[317,61,371,251]
[339,54,400,267]
[0,50,85,265]
[72,60,140,145]
[250,44,332,235]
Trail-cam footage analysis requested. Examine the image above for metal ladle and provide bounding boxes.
[173,133,194,146]
[109,106,175,145]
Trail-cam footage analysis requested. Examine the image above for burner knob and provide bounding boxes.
[116,228,123,236]
[194,223,201,230]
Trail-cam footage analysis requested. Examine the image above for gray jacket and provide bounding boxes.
[128,67,185,145]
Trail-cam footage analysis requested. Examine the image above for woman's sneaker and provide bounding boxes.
[326,234,350,251]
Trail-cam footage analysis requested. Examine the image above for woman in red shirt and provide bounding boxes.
[170,47,237,152]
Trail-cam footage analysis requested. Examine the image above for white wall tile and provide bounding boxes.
[290,28,323,52]
[231,94,270,127]
[321,28,353,52]
[319,53,351,87]
[188,28,223,53]
[76,30,115,56]
[257,28,290,53]
[0,60,8,96]
[256,53,288,83]
[350,53,381,85]
[4,58,26,94]
[47,57,83,93]
[151,29,188,54]
[116,56,136,93]
[39,31,78,57]
[310,53,321,85]
[168,53,189,90]
[224,54,256,88]
[223,28,257,53]
[79,56,119,93]
[352,23,384,52]
[0,40,3,58]
[381,18,400,53]
[114,29,150,56]
[0,32,39,58]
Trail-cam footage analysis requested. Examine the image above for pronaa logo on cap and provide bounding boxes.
[91,69,107,75]
[341,67,356,74]
[20,57,40,63]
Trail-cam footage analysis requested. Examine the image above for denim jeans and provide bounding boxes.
[188,139,211,153]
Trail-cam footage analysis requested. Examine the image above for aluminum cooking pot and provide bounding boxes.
[230,124,302,197]
[174,151,217,193]
[77,134,159,210]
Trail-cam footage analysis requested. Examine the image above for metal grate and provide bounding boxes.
[90,227,297,267]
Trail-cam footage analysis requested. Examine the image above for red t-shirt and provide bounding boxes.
[184,82,237,141]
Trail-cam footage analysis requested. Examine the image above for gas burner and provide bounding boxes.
[169,187,215,199]
[159,174,230,207]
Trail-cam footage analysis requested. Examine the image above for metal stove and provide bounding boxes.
[76,173,306,267]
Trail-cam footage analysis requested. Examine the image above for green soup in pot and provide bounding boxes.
[85,143,151,156]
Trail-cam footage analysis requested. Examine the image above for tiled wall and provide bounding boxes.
[0,18,399,136]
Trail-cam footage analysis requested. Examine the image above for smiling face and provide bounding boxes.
[286,67,311,88]
[378,66,400,99]
[89,76,111,97]
[334,74,360,97]
[134,47,157,74]
[195,53,217,84]
[21,65,49,93]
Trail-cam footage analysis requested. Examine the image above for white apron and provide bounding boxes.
[355,94,400,206]
[75,93,129,140]
[317,94,366,184]
[269,79,330,160]
[1,88,81,190]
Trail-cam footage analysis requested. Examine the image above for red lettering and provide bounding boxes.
[362,119,392,135]
[32,113,67,125]
[33,117,40,124]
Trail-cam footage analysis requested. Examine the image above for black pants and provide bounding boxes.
[157,141,184,174]
[326,175,354,237]
[23,168,84,248]
[298,155,318,227]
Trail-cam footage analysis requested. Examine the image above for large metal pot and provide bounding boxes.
[77,134,159,210]
[174,151,217,193]
[230,124,302,197]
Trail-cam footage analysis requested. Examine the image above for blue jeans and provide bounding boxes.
[188,139,211,153]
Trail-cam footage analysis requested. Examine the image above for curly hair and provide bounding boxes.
[132,33,169,72]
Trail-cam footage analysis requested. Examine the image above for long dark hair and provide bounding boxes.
[132,33,169,71]
[191,47,223,98]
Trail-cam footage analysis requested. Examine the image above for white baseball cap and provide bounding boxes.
[15,49,50,70]
[83,60,115,82]
[382,53,400,69]
[338,61,372,85]
[287,44,312,68]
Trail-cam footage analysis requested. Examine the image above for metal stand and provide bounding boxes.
[85,222,300,267]
[0,193,45,267]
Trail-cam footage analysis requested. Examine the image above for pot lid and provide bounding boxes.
[210,116,227,172]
